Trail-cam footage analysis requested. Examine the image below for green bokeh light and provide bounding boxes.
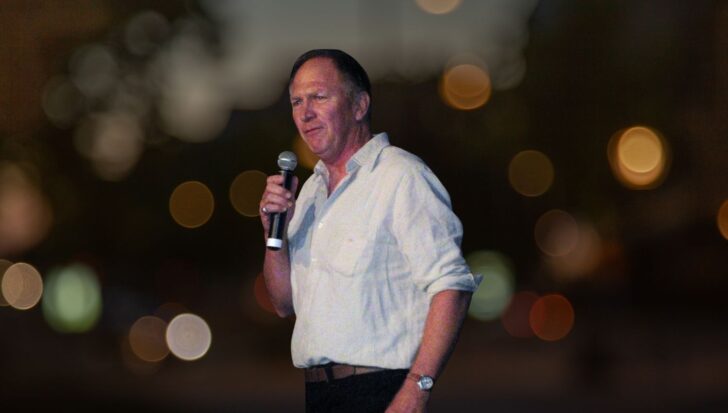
[467,250,515,321]
[42,263,102,333]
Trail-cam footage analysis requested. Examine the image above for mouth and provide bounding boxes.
[303,126,322,135]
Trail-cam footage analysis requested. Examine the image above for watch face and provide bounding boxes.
[418,376,434,390]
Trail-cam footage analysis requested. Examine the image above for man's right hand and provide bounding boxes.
[259,174,299,238]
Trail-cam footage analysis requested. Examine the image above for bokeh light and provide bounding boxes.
[0,162,54,256]
[501,291,538,338]
[120,335,162,376]
[129,315,170,362]
[0,259,12,306]
[166,313,212,361]
[529,294,575,341]
[508,150,555,197]
[69,43,119,99]
[717,200,728,241]
[293,134,319,170]
[440,63,492,110]
[169,181,215,228]
[42,263,102,333]
[229,170,267,217]
[466,250,514,321]
[1,262,43,310]
[544,220,603,281]
[42,76,85,128]
[608,125,670,189]
[535,209,580,257]
[124,10,170,57]
[254,272,276,314]
[415,0,462,15]
[158,26,231,142]
[74,111,145,181]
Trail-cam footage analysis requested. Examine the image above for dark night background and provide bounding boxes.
[1,1,727,411]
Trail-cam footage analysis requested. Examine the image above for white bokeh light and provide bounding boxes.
[165,313,212,361]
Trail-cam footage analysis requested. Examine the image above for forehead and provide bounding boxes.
[290,57,346,93]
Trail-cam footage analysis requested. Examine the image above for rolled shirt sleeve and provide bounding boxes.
[391,164,482,297]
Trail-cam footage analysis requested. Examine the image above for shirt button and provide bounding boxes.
[318,222,324,229]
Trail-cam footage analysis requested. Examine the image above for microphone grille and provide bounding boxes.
[277,151,298,171]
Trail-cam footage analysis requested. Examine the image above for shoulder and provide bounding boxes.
[375,145,451,203]
[375,145,432,179]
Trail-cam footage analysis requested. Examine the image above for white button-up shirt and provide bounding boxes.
[287,133,481,369]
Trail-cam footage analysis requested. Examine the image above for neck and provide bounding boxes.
[323,125,371,193]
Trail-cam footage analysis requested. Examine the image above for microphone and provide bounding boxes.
[266,151,298,250]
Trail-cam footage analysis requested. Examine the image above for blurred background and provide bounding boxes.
[1,0,727,411]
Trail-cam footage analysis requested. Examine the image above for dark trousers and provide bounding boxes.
[305,369,409,413]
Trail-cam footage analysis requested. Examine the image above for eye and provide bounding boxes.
[314,94,327,101]
[291,98,302,106]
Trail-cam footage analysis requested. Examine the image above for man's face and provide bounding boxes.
[289,58,360,164]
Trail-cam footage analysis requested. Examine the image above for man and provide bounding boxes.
[259,49,481,413]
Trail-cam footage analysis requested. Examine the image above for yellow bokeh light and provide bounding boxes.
[529,294,575,342]
[415,0,462,15]
[718,200,728,240]
[0,259,12,306]
[608,126,670,189]
[1,262,43,310]
[293,134,319,170]
[534,209,579,257]
[229,170,267,217]
[508,150,554,197]
[440,64,492,110]
[129,315,170,362]
[169,181,215,228]
[166,313,212,361]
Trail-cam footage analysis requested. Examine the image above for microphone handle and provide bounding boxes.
[266,169,294,250]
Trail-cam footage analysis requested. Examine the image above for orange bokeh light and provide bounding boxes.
[128,315,169,362]
[717,200,728,240]
[529,294,575,341]
[608,126,670,190]
[439,64,492,110]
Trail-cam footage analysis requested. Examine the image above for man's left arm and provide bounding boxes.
[386,289,473,413]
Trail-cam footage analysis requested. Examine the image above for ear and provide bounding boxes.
[353,91,370,122]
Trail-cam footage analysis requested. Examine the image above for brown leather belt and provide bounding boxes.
[304,363,385,383]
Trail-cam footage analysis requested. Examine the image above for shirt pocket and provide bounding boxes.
[326,223,370,277]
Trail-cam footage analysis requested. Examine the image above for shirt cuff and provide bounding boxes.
[425,272,483,298]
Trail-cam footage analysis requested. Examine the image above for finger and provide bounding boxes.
[265,184,293,199]
[263,192,292,208]
[267,174,298,197]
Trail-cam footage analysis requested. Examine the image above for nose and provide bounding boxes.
[299,100,315,122]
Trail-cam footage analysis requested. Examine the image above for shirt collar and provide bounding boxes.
[313,132,390,177]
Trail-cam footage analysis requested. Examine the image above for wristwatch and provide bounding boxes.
[407,372,435,391]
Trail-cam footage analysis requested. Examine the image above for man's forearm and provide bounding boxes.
[262,246,294,317]
[386,289,472,412]
[409,289,472,379]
